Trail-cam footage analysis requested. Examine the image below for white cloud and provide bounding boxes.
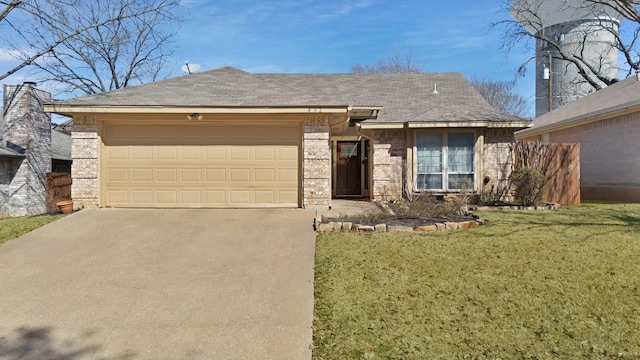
[0,48,23,62]
[317,0,375,19]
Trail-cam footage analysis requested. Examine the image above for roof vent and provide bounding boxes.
[432,83,439,94]
[23,81,37,87]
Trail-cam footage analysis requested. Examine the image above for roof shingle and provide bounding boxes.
[50,66,524,123]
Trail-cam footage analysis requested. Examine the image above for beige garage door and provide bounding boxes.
[101,122,300,208]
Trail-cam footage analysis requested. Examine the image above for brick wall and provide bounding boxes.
[0,83,52,217]
[550,113,640,187]
[483,128,515,190]
[303,116,330,207]
[71,117,99,208]
[372,129,405,201]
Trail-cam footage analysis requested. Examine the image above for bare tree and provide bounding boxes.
[0,0,180,94]
[470,77,530,118]
[351,46,422,73]
[497,0,640,91]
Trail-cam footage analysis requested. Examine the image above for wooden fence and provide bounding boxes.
[46,173,72,213]
[513,142,580,205]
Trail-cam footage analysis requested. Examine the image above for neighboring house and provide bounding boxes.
[1,83,52,217]
[0,83,72,217]
[45,66,530,209]
[52,129,72,173]
[515,73,640,202]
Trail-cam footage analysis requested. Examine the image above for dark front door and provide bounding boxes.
[336,141,362,196]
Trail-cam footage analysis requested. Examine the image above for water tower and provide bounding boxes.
[511,0,622,116]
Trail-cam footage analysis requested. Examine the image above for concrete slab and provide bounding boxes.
[319,199,379,218]
[0,208,316,360]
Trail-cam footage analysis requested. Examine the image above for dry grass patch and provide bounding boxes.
[313,203,640,359]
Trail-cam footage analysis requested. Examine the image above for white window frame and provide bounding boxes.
[414,130,476,192]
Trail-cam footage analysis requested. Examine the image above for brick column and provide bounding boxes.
[483,128,515,189]
[303,116,330,208]
[71,116,99,208]
[372,130,405,201]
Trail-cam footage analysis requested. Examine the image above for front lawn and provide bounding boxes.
[313,203,640,359]
[0,214,66,245]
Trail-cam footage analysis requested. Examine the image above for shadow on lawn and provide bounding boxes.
[0,326,136,360]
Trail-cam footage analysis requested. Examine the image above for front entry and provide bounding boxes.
[335,141,362,196]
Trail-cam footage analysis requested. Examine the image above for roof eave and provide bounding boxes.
[43,104,350,116]
[515,101,640,139]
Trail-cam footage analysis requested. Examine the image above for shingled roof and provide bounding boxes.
[517,74,640,137]
[49,66,524,124]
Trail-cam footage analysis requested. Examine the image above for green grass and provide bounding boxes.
[313,203,640,359]
[0,214,66,245]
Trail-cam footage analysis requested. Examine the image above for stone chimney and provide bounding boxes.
[1,82,52,217]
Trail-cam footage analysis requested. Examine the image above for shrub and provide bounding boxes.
[509,167,546,206]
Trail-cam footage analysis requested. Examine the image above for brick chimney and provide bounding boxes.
[1,82,52,217]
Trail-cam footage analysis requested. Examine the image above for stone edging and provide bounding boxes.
[314,218,483,233]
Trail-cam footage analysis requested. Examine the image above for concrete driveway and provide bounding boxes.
[0,208,316,360]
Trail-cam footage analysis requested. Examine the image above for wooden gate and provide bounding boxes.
[46,173,72,213]
[513,142,580,205]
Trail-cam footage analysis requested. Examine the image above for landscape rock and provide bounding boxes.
[359,225,375,232]
[388,225,414,232]
[342,222,353,231]
[333,222,343,231]
[444,222,459,230]
[458,221,478,229]
[416,225,437,232]
[317,223,334,232]
[374,224,387,232]
[435,223,446,231]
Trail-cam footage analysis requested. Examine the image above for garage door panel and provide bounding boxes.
[132,147,153,160]
[157,168,178,182]
[103,123,300,208]
[206,147,226,160]
[180,190,202,204]
[206,169,226,182]
[132,190,153,205]
[255,169,275,182]
[205,191,226,205]
[279,191,298,204]
[157,147,178,160]
[279,168,298,182]
[157,190,178,204]
[230,169,251,182]
[229,190,250,205]
[254,191,275,203]
[132,168,153,182]
[181,147,203,160]
[106,189,128,204]
[107,147,129,160]
[181,168,203,182]
[230,147,251,160]
[279,147,298,160]
[255,147,276,160]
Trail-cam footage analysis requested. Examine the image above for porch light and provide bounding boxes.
[187,112,203,120]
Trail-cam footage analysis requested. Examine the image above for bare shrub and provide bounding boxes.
[359,208,391,225]
[509,168,547,206]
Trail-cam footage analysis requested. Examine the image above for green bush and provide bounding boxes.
[509,167,547,206]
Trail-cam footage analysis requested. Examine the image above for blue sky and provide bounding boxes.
[0,0,537,116]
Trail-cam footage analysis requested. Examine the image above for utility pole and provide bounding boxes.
[548,52,553,113]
